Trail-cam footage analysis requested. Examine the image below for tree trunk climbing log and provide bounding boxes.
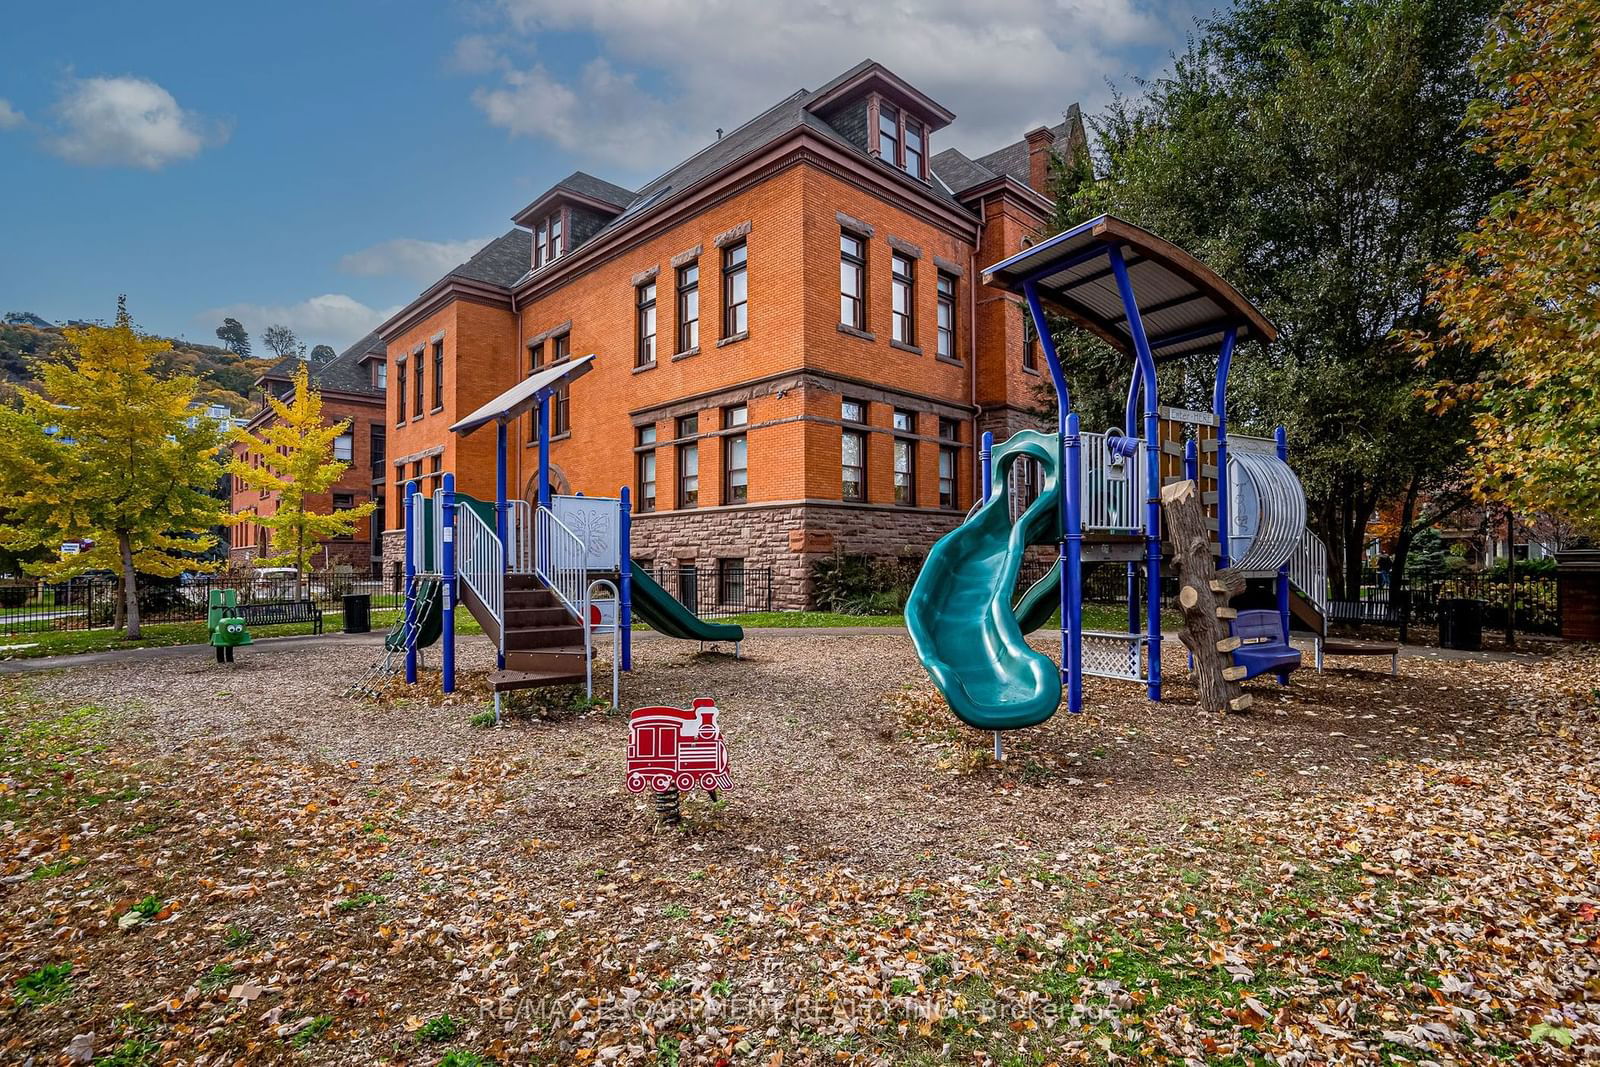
[1160,479,1253,714]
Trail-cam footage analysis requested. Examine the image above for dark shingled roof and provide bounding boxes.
[972,106,1082,186]
[552,171,636,209]
[448,228,534,287]
[929,147,997,195]
[257,332,384,398]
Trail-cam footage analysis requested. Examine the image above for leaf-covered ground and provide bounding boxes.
[1,633,1596,1065]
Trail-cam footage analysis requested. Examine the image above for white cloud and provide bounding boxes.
[472,0,1201,166]
[338,236,495,284]
[0,99,24,130]
[47,75,223,169]
[199,294,402,350]
[447,34,508,74]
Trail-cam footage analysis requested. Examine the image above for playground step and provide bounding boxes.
[504,573,547,592]
[503,606,574,628]
[503,646,587,675]
[503,623,585,650]
[503,588,562,609]
[489,667,588,693]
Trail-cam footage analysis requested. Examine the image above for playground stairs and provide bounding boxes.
[462,573,589,694]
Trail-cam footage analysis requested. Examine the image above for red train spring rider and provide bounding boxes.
[626,697,731,795]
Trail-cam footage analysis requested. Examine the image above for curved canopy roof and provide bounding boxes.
[450,354,594,436]
[982,215,1276,359]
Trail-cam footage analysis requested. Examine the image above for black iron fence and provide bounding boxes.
[1326,574,1559,637]
[0,571,407,637]
[641,564,775,619]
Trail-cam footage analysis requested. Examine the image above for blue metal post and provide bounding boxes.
[440,473,456,694]
[1022,280,1079,714]
[1125,365,1143,638]
[495,419,508,551]
[1064,414,1084,713]
[403,480,419,685]
[979,431,994,502]
[537,392,552,510]
[619,485,633,672]
[1275,426,1292,667]
[1213,329,1237,568]
[1108,245,1162,702]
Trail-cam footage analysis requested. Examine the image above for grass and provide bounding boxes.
[291,1014,333,1048]
[15,962,73,1006]
[417,1013,463,1043]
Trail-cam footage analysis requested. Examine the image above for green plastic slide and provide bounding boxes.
[905,430,1063,731]
[629,562,745,644]
[1014,560,1061,635]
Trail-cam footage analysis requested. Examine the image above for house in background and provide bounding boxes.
[229,333,389,576]
[375,59,1086,607]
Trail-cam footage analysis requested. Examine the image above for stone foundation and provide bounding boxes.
[631,501,963,609]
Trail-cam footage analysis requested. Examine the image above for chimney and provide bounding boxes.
[1024,125,1056,194]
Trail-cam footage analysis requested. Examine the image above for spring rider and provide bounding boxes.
[208,589,252,664]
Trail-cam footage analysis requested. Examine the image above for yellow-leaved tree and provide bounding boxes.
[229,363,376,596]
[1413,0,1600,524]
[0,298,229,638]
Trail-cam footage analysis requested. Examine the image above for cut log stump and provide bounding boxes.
[1160,479,1249,714]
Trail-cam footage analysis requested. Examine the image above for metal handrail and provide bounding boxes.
[586,578,620,710]
[457,503,504,660]
[1289,527,1329,614]
[506,499,534,574]
[535,505,590,626]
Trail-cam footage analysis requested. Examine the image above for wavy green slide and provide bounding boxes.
[906,430,1063,730]
[629,562,745,644]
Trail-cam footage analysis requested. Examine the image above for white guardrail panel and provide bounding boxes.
[551,495,622,571]
[1079,432,1144,532]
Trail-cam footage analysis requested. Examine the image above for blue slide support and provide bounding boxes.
[1214,329,1237,567]
[1021,279,1082,714]
[403,480,419,685]
[1108,245,1163,702]
[441,472,456,694]
[979,431,994,502]
[619,485,633,672]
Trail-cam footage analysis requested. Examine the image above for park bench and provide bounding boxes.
[238,599,323,635]
[1230,609,1302,684]
[1313,635,1399,675]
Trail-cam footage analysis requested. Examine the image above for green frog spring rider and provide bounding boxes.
[208,589,253,663]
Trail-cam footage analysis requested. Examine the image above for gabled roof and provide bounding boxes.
[974,106,1082,185]
[254,332,384,398]
[450,228,534,287]
[512,171,637,226]
[929,147,997,194]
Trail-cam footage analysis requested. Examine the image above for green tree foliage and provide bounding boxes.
[1411,0,1600,528]
[229,363,375,594]
[0,299,228,637]
[308,344,336,363]
[260,324,302,359]
[1067,0,1502,595]
[215,317,251,357]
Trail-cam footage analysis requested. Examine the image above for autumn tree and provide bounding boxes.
[215,316,251,357]
[1068,0,1502,595]
[1412,0,1600,528]
[229,363,375,595]
[308,344,335,363]
[260,323,302,359]
[0,298,228,638]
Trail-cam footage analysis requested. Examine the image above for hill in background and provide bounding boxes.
[1,313,278,415]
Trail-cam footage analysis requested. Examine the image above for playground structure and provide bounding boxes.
[207,589,252,664]
[907,215,1329,735]
[353,354,743,714]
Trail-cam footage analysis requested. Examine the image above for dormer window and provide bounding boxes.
[873,99,928,180]
[533,210,565,269]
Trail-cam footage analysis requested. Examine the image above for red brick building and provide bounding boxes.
[376,60,1083,606]
[230,333,390,575]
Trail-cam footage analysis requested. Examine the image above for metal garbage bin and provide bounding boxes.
[1438,597,1483,651]
[343,593,371,634]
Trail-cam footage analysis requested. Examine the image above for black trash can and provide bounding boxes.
[1438,597,1484,651]
[343,593,371,634]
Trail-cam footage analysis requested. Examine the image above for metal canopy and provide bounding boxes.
[982,215,1276,359]
[449,353,595,435]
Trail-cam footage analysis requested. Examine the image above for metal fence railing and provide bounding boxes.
[1326,574,1559,637]
[641,565,775,619]
[0,570,407,637]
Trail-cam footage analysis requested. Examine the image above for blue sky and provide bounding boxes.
[1,0,1214,354]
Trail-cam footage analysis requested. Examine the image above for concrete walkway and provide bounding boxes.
[0,623,1551,674]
